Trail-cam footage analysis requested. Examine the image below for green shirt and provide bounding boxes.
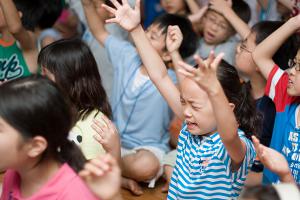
[0,41,31,81]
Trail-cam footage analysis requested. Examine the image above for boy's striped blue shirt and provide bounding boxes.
[168,125,255,200]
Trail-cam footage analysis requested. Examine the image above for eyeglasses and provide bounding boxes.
[237,40,252,53]
[205,15,229,32]
[288,59,300,71]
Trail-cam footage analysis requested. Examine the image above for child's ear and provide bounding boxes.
[18,11,23,19]
[228,103,235,111]
[162,51,172,62]
[26,136,48,158]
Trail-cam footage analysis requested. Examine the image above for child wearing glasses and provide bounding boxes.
[253,14,300,184]
[210,0,299,186]
[194,0,250,65]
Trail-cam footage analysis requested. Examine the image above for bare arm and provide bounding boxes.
[0,0,36,51]
[185,0,201,14]
[103,0,184,119]
[178,54,246,167]
[131,26,184,119]
[252,15,300,79]
[210,0,250,40]
[81,0,109,45]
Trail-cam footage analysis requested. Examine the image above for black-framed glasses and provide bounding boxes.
[238,40,252,53]
[288,59,300,71]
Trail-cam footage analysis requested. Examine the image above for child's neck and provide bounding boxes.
[249,72,266,100]
[18,158,61,198]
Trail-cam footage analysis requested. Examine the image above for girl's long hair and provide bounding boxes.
[38,38,112,120]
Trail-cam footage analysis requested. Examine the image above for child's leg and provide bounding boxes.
[161,150,177,192]
[121,149,161,195]
[161,165,173,192]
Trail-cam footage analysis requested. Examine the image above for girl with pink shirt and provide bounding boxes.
[0,76,99,200]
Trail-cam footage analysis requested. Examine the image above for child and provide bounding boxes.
[102,1,258,199]
[0,0,38,81]
[252,14,300,183]
[0,76,98,199]
[210,1,298,184]
[38,38,120,162]
[82,0,198,195]
[240,136,300,200]
[196,0,251,65]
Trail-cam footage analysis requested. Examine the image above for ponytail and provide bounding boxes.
[217,61,262,139]
[57,140,86,173]
[235,82,262,139]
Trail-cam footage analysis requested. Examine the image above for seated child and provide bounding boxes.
[38,38,119,161]
[252,14,300,183]
[196,0,251,65]
[102,1,259,198]
[82,0,198,195]
[0,76,98,199]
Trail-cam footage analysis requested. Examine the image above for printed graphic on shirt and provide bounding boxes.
[282,130,300,182]
[0,54,24,81]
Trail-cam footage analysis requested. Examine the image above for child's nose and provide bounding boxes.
[183,107,192,118]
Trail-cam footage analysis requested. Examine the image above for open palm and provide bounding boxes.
[103,0,141,31]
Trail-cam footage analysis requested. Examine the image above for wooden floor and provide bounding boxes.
[121,179,167,200]
[0,174,167,200]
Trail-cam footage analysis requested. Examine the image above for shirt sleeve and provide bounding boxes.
[265,65,291,111]
[104,35,140,71]
[217,132,256,180]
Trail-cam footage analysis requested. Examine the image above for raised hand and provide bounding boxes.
[252,136,294,183]
[79,154,122,200]
[92,115,120,161]
[209,0,232,15]
[166,25,183,54]
[177,51,224,95]
[102,0,141,32]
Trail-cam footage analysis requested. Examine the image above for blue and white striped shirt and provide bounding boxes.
[168,125,256,200]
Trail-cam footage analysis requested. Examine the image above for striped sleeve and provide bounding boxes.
[217,133,256,180]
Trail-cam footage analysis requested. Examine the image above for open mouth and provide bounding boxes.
[186,121,198,130]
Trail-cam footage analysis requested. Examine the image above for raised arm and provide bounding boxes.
[209,0,250,40]
[102,0,184,119]
[81,0,109,45]
[0,0,36,51]
[252,15,300,79]
[185,0,201,14]
[252,136,295,183]
[178,53,246,168]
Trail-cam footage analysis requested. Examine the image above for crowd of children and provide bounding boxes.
[0,0,300,199]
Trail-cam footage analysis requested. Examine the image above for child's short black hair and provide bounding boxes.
[231,0,251,24]
[252,21,300,70]
[13,0,62,31]
[152,14,198,59]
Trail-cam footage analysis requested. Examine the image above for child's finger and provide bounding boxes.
[85,162,105,176]
[177,69,195,78]
[110,0,121,8]
[194,55,206,69]
[178,61,197,73]
[134,0,141,11]
[79,169,91,178]
[105,18,119,24]
[211,52,224,70]
[102,4,116,15]
[122,0,128,5]
[91,157,110,171]
[207,51,215,67]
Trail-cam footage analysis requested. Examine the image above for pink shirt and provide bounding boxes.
[0,164,99,200]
